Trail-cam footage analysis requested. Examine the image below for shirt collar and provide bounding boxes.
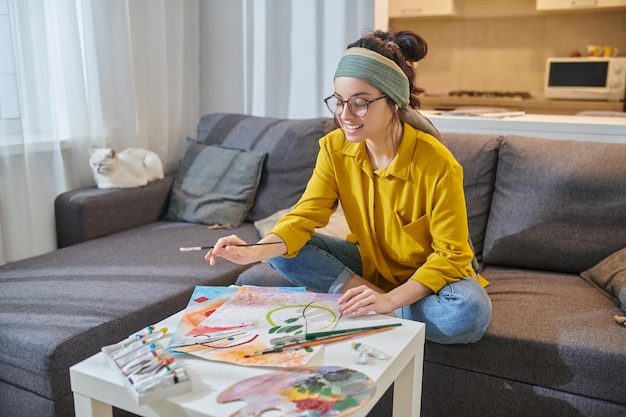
[339,122,416,181]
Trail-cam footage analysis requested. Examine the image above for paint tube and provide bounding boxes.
[120,347,165,375]
[130,361,179,386]
[351,342,389,360]
[126,355,174,379]
[108,326,157,351]
[135,367,187,393]
[111,328,167,360]
[115,343,159,368]
[355,351,369,365]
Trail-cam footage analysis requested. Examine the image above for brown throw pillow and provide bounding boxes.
[580,247,626,311]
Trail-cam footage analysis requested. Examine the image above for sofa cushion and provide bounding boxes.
[166,140,265,228]
[483,136,626,273]
[441,132,502,260]
[581,246,626,311]
[425,265,626,408]
[196,113,336,221]
[422,361,626,417]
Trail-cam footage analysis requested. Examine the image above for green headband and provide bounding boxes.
[334,47,410,107]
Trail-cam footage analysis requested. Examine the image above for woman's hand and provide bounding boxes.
[204,234,286,266]
[337,285,396,317]
[338,280,433,316]
[205,235,253,266]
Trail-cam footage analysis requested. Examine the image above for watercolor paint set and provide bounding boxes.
[101,325,192,405]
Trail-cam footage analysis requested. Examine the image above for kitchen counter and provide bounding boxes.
[422,111,626,143]
[420,95,625,116]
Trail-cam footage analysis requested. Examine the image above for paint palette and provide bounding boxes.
[217,366,376,417]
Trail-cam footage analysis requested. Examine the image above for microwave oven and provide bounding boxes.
[544,57,626,101]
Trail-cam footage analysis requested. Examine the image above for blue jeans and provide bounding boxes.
[267,233,492,344]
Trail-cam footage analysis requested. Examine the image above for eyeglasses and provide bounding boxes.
[323,94,387,117]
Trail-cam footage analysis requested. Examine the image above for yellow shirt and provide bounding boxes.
[270,122,487,293]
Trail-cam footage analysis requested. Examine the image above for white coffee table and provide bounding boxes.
[70,310,425,417]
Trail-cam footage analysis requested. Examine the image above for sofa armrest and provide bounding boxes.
[55,175,175,248]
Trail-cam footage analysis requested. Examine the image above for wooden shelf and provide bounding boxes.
[537,0,626,12]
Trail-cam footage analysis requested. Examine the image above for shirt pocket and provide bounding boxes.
[389,212,432,261]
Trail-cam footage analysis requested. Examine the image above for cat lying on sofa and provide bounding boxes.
[88,147,164,189]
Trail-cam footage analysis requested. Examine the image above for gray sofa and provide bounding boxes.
[1,112,625,417]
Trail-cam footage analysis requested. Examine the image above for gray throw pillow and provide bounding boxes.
[482,136,626,274]
[580,247,626,311]
[166,140,266,228]
[195,113,336,221]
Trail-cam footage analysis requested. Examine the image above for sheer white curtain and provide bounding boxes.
[0,0,199,264]
[243,0,375,119]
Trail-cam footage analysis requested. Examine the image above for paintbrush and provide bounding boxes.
[179,242,283,252]
[269,323,403,345]
[245,325,396,357]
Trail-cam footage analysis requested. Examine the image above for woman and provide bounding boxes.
[206,29,492,344]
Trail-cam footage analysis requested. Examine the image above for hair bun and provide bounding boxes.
[395,31,428,63]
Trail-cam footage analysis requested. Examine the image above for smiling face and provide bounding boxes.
[332,77,396,145]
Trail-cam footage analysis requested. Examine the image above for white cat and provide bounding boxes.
[89,148,164,189]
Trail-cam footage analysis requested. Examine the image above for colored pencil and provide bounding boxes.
[179,242,283,252]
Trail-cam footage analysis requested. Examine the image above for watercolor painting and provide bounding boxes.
[167,285,306,350]
[170,286,342,367]
[217,366,376,417]
[167,286,239,350]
